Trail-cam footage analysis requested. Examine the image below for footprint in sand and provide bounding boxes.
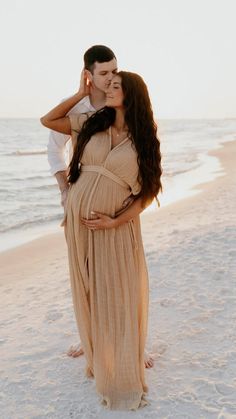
[159,298,174,307]
[24,326,39,336]
[215,382,236,396]
[178,390,197,402]
[151,340,168,357]
[2,288,12,294]
[45,310,63,322]
[218,406,236,418]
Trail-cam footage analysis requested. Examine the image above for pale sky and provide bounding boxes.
[0,0,235,118]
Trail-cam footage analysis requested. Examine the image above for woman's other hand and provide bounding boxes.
[115,195,135,216]
[81,211,116,230]
[122,194,135,208]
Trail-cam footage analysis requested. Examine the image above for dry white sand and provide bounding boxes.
[0,140,235,419]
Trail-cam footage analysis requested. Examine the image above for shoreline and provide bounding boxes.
[142,138,233,220]
[0,139,229,255]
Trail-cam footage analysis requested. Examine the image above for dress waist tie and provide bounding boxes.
[81,165,129,189]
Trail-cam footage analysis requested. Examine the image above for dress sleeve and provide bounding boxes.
[69,112,94,148]
[131,178,142,196]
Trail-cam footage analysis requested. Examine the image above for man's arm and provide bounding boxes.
[47,97,87,206]
[47,126,72,206]
[41,73,89,205]
[47,91,89,176]
[47,129,70,175]
[42,92,85,206]
[55,170,69,207]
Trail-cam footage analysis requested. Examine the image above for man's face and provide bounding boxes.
[86,58,118,92]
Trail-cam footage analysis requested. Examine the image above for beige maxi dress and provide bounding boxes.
[63,112,149,410]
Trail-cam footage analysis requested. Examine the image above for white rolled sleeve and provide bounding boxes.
[47,96,95,176]
[47,130,70,175]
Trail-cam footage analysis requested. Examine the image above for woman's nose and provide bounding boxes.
[106,85,112,93]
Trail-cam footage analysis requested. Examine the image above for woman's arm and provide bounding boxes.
[40,69,90,134]
[114,196,146,227]
[40,91,86,134]
[81,196,148,230]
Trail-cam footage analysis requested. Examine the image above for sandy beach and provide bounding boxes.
[0,140,236,418]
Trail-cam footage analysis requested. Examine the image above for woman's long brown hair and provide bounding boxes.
[68,71,162,207]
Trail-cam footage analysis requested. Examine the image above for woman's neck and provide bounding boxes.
[113,108,127,132]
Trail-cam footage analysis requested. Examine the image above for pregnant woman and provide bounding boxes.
[40,70,162,410]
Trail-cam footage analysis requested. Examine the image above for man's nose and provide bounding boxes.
[107,72,114,81]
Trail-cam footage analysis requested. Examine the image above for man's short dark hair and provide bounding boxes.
[84,45,116,73]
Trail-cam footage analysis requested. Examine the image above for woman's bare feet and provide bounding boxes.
[144,350,154,368]
[67,343,84,357]
[67,343,154,368]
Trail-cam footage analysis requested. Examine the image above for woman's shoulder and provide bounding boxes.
[69,111,95,132]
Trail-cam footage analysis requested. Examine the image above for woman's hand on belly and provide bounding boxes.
[81,211,116,230]
[115,194,135,216]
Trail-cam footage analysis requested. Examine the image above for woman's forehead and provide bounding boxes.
[112,75,121,85]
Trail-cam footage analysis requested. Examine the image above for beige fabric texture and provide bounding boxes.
[63,112,150,410]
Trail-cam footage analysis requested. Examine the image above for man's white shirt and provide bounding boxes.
[47,96,96,175]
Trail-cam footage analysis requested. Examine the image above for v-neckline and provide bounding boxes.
[109,126,129,152]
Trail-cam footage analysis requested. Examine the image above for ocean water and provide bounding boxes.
[0,118,235,252]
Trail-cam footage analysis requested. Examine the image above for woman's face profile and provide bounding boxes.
[105,75,124,108]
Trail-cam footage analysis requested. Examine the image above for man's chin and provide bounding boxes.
[93,84,108,94]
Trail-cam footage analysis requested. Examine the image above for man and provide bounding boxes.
[47,45,154,368]
[48,45,118,208]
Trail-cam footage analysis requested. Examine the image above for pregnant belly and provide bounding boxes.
[68,171,131,219]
